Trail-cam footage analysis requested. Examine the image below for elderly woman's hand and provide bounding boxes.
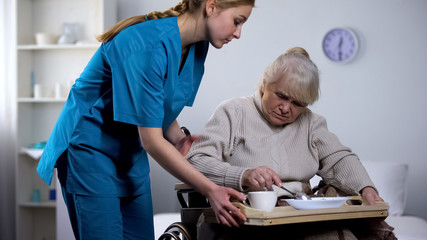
[242,166,282,190]
[361,186,384,205]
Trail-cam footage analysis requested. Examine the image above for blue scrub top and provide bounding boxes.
[37,17,209,197]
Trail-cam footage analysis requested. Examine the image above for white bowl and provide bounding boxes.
[35,33,57,45]
[284,197,349,210]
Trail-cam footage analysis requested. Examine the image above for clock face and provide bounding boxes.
[322,28,358,63]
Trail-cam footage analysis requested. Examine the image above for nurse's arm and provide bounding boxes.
[164,120,185,145]
[138,126,246,227]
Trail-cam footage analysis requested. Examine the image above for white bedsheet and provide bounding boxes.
[154,213,181,240]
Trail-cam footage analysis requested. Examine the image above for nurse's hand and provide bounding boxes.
[242,166,282,190]
[206,185,247,227]
[175,135,200,156]
[361,186,384,205]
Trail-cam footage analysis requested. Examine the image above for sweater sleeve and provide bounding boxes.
[310,114,376,195]
[186,101,249,191]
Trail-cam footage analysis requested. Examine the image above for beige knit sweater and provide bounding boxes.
[186,91,375,195]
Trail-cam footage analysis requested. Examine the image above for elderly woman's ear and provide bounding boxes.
[260,80,266,96]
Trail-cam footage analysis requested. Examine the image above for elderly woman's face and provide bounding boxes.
[261,78,307,126]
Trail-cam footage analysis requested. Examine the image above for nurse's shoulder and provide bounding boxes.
[106,17,180,56]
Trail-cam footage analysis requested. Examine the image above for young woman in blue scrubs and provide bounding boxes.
[36,0,255,239]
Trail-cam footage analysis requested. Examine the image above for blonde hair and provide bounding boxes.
[260,47,320,105]
[97,0,255,43]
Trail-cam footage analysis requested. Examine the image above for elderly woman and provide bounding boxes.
[187,47,395,239]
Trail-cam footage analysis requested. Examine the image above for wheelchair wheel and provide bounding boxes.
[160,222,192,240]
[158,231,180,240]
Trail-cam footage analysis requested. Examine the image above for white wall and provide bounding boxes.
[118,0,427,220]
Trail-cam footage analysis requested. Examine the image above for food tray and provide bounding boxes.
[204,198,389,226]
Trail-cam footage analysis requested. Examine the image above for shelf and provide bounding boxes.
[20,201,56,208]
[18,43,100,50]
[20,148,43,160]
[14,0,117,239]
[18,98,67,103]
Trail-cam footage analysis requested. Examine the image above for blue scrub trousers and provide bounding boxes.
[61,187,155,240]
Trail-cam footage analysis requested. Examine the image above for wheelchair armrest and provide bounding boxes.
[174,182,193,191]
[175,182,210,209]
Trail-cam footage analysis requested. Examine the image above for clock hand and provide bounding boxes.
[338,37,343,61]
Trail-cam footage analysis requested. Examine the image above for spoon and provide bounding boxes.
[279,185,311,200]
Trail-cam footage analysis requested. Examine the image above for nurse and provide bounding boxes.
[36,0,255,239]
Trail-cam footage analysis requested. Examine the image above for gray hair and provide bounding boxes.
[259,47,320,105]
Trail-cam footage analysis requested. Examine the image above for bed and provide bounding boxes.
[154,161,427,240]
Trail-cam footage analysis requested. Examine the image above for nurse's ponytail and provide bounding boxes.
[97,0,194,43]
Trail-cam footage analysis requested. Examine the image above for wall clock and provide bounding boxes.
[322,27,359,64]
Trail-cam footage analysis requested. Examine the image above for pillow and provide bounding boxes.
[361,161,409,216]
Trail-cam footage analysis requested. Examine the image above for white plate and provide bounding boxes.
[283,197,350,210]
